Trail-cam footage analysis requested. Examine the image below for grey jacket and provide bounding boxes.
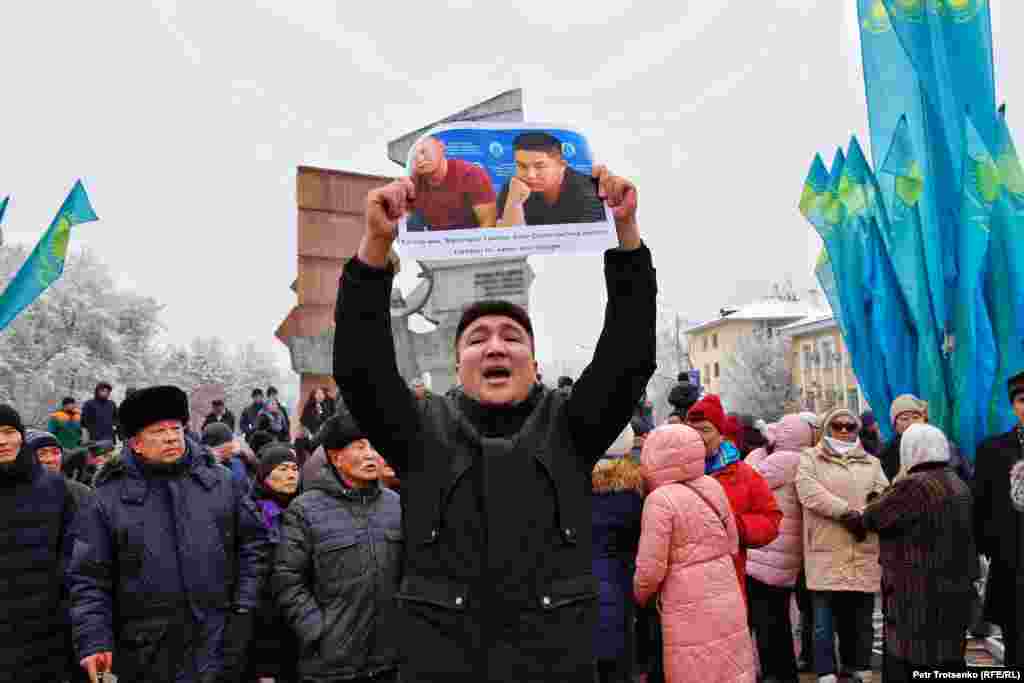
[271,462,403,680]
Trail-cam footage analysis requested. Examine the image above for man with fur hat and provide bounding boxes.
[973,371,1024,667]
[273,414,402,682]
[333,165,654,681]
[0,406,88,682]
[68,385,270,683]
[686,394,781,602]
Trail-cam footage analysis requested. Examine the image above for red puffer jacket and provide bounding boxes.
[711,460,782,602]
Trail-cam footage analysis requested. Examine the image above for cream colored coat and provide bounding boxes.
[795,438,888,593]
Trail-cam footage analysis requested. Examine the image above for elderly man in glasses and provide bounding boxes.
[796,408,888,683]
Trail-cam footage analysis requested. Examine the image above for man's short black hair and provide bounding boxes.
[211,399,224,407]
[513,132,563,159]
[455,300,535,354]
[252,388,264,398]
[62,396,76,406]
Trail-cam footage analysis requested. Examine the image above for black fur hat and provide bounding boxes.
[119,386,189,439]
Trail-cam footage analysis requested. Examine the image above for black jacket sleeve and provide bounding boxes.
[568,244,657,466]
[333,257,421,477]
[972,438,996,559]
[272,505,324,647]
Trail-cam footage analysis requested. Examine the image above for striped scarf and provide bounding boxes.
[705,439,741,475]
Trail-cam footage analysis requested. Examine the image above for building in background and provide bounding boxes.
[781,314,865,416]
[686,296,823,395]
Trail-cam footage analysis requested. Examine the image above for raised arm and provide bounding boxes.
[568,166,656,465]
[334,178,422,477]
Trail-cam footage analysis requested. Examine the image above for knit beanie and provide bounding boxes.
[247,430,277,458]
[258,444,297,483]
[320,414,367,452]
[890,394,928,425]
[0,405,25,439]
[686,394,726,435]
[24,430,61,455]
[202,422,235,448]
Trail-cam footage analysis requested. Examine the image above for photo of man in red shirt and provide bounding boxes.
[409,136,498,230]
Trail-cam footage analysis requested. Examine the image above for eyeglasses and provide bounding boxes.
[830,422,858,433]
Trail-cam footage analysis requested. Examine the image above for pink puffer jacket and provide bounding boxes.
[745,415,814,587]
[634,425,755,683]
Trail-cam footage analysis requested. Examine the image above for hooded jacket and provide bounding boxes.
[67,438,270,683]
[795,408,888,593]
[272,461,402,681]
[48,407,83,451]
[634,425,755,683]
[745,414,814,587]
[0,445,81,683]
[82,386,118,443]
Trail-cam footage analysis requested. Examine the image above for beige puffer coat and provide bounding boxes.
[795,408,889,593]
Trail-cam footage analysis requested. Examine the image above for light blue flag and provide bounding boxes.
[0,197,8,227]
[858,0,949,333]
[984,116,1024,434]
[0,181,99,331]
[843,138,918,428]
[875,120,953,436]
[836,138,910,432]
[949,112,998,458]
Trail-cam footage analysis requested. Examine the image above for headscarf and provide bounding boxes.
[897,423,950,482]
[822,408,862,457]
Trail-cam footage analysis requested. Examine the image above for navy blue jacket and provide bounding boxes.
[592,483,643,662]
[82,397,118,443]
[1,446,83,683]
[67,438,270,683]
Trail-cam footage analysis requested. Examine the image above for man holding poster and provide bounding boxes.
[497,131,608,227]
[409,135,498,230]
[334,164,655,682]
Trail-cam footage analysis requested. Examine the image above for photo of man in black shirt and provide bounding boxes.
[496,132,607,227]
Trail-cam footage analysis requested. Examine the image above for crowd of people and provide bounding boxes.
[1,168,1023,683]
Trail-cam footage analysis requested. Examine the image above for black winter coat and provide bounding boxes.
[0,447,83,683]
[973,429,1024,646]
[82,397,118,443]
[67,440,270,683]
[245,483,299,681]
[272,463,402,680]
[333,244,657,682]
[240,402,263,437]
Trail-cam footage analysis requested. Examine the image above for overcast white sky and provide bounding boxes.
[2,1,1022,378]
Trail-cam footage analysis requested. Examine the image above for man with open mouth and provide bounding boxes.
[334,163,655,682]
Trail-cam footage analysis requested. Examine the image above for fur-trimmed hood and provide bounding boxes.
[592,456,644,495]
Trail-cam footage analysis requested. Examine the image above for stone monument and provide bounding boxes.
[277,91,535,399]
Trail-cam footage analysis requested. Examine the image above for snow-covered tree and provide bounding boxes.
[0,245,164,427]
[719,331,797,422]
[0,244,293,428]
